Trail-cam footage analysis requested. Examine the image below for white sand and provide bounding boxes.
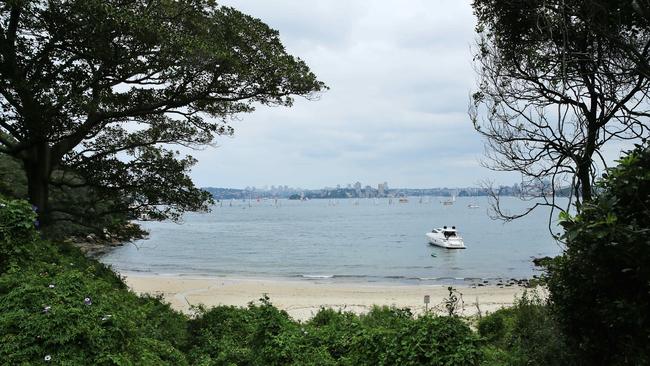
[123,274,528,321]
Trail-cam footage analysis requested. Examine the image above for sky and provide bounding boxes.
[189,0,510,189]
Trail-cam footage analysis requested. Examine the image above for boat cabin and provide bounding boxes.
[431,226,458,238]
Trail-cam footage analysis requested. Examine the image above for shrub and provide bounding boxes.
[347,307,481,366]
[187,297,337,365]
[188,303,484,366]
[546,143,650,365]
[477,307,514,344]
[0,196,41,272]
[478,291,569,366]
[0,239,188,365]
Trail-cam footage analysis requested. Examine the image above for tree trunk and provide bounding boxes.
[23,143,53,226]
[577,123,598,203]
[576,162,592,203]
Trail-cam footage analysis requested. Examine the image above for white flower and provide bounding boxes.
[48,284,55,289]
[43,306,51,313]
[84,297,92,305]
[44,355,51,361]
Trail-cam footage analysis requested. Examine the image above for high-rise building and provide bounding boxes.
[354,181,362,197]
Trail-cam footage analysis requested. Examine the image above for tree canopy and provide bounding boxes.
[0,0,325,234]
[470,0,650,219]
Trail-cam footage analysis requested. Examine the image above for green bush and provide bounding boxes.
[187,302,483,366]
[187,297,337,365]
[546,143,650,365]
[0,196,42,272]
[477,307,514,344]
[478,291,569,366]
[0,231,189,365]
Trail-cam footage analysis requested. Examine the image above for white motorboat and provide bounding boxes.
[426,226,466,249]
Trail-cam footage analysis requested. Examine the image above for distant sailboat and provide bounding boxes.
[441,195,455,206]
[468,190,480,209]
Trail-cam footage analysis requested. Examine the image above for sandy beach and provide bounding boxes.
[123,274,528,321]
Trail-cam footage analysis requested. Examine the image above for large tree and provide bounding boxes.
[470,0,650,220]
[0,0,325,231]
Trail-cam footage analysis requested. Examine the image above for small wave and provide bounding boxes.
[300,274,477,283]
[300,274,334,279]
[292,273,517,284]
[122,268,152,273]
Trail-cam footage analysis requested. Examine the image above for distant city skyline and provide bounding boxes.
[203,180,521,192]
[203,181,531,201]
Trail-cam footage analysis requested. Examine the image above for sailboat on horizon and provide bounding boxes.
[441,194,455,206]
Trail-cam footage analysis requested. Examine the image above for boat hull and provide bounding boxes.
[426,233,466,249]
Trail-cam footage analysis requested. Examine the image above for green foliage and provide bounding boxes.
[546,143,650,365]
[0,155,145,241]
[0,155,27,199]
[0,248,189,364]
[188,302,483,366]
[187,297,337,365]
[477,308,514,344]
[478,291,570,366]
[1,0,325,230]
[353,310,482,365]
[0,196,41,272]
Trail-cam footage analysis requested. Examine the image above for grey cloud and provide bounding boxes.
[187,1,515,189]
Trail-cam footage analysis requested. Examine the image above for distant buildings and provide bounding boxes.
[353,181,362,196]
[204,180,548,201]
[377,182,388,197]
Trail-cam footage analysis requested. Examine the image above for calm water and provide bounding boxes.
[100,196,564,284]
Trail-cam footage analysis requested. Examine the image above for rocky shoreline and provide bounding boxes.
[67,230,140,257]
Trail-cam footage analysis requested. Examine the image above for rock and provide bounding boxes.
[532,256,553,267]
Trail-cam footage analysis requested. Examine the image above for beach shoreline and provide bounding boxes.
[122,273,532,321]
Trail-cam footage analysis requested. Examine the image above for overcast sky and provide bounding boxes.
[189,0,513,189]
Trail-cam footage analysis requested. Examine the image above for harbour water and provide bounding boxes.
[100,196,565,284]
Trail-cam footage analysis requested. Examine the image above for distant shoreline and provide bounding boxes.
[121,272,533,321]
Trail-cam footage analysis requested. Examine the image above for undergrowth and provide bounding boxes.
[1,196,563,365]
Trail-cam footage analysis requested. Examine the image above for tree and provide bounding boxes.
[470,0,650,221]
[546,142,650,365]
[0,0,325,232]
